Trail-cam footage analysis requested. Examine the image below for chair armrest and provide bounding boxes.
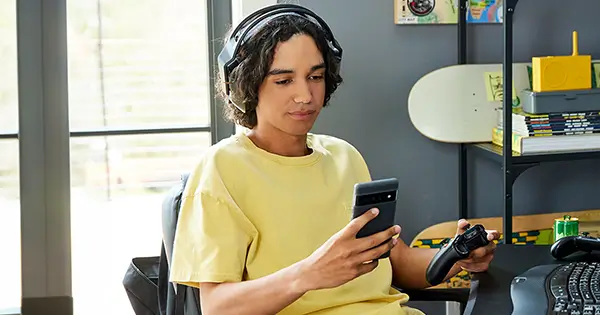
[400,288,470,303]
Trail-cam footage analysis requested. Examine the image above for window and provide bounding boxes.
[232,0,277,23]
[66,0,218,314]
[0,0,20,313]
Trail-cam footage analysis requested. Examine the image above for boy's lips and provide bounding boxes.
[288,110,315,120]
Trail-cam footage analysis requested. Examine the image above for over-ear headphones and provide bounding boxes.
[217,3,343,112]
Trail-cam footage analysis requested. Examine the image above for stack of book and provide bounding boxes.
[492,108,600,154]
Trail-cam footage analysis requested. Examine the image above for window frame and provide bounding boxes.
[0,0,233,314]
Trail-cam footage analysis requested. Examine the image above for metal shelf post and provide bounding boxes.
[502,0,520,244]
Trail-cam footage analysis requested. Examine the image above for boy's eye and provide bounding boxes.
[275,79,291,85]
[275,75,323,85]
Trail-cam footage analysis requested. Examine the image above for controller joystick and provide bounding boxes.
[425,224,490,286]
[550,233,600,260]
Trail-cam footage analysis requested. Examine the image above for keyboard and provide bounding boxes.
[511,261,600,315]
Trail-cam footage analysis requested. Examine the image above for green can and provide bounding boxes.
[553,215,579,242]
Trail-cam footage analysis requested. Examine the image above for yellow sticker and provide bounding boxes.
[484,71,517,102]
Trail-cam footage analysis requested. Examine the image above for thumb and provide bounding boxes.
[456,219,470,235]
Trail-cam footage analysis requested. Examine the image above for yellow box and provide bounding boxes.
[532,55,591,92]
[531,31,592,92]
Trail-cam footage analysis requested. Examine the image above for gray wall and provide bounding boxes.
[286,0,600,311]
[289,0,600,242]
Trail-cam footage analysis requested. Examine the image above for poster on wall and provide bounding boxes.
[394,0,458,24]
[467,0,503,23]
[393,0,503,25]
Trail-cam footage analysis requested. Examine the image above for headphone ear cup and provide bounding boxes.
[220,56,247,112]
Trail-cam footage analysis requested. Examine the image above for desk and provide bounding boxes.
[464,244,600,315]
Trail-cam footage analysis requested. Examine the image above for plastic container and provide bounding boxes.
[520,88,600,114]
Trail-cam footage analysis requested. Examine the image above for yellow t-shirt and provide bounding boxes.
[169,132,424,315]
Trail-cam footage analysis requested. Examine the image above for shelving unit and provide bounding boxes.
[457,0,469,222]
[456,0,600,244]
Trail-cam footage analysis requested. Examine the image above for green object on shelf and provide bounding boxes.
[592,63,598,88]
[553,215,579,242]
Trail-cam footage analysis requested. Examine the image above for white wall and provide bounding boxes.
[232,0,277,23]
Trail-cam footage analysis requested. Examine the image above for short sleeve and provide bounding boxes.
[169,191,257,288]
[350,145,372,183]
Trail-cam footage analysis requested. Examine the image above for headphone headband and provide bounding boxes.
[217,4,343,112]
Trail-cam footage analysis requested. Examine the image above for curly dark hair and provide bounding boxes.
[217,14,343,129]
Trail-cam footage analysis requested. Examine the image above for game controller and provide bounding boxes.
[550,233,600,260]
[425,224,490,286]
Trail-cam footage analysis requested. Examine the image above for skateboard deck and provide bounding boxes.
[410,209,600,289]
[408,63,532,143]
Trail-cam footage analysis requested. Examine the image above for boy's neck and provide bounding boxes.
[247,127,311,157]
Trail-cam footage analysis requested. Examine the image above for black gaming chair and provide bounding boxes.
[160,174,469,315]
[160,173,201,315]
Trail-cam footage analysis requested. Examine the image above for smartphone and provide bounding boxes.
[351,178,399,259]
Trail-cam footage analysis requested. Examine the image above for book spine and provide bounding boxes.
[522,129,600,137]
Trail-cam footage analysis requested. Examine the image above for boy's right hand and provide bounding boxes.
[296,208,401,292]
